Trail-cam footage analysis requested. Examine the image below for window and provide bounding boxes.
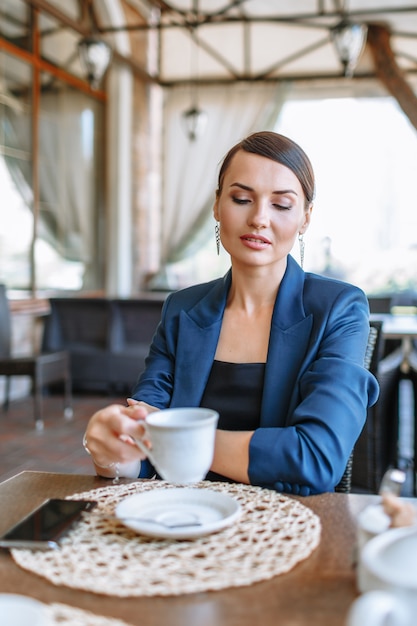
[0,53,32,289]
[37,77,104,290]
[275,96,417,295]
[0,2,106,294]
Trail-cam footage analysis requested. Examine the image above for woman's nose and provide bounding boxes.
[248,200,270,229]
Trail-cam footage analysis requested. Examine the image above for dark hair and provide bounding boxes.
[217,131,315,210]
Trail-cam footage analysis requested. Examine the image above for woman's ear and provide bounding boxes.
[299,204,313,234]
[213,197,220,221]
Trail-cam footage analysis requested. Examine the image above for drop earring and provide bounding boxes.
[298,233,305,269]
[215,222,220,256]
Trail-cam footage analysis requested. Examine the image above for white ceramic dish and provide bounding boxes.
[115,487,241,539]
[348,527,417,626]
[361,525,417,589]
[0,594,47,626]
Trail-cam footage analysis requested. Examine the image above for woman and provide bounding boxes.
[84,131,379,495]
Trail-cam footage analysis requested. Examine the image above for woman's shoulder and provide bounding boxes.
[304,270,366,299]
[164,274,228,311]
[302,271,369,318]
[301,272,370,327]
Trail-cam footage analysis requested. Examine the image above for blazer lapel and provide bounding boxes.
[261,317,312,426]
[171,273,230,407]
[261,257,313,427]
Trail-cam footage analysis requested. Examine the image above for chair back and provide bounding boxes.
[0,284,12,358]
[365,320,384,375]
[42,298,111,351]
[335,320,383,494]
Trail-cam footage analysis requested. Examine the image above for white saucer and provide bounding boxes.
[115,487,241,539]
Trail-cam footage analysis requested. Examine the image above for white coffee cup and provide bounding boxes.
[0,594,47,626]
[347,526,417,626]
[356,503,391,593]
[134,407,219,483]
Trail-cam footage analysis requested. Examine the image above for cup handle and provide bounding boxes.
[132,423,157,467]
[347,591,410,626]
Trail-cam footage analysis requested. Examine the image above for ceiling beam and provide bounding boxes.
[255,35,331,81]
[367,22,417,131]
[99,6,417,32]
[25,0,90,36]
[147,1,417,20]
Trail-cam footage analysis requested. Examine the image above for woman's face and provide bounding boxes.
[214,150,312,270]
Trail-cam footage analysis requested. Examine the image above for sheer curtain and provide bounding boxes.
[38,90,97,263]
[151,81,288,288]
[6,91,95,261]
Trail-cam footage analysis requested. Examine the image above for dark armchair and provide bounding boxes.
[42,298,112,392]
[42,296,165,393]
[0,285,72,430]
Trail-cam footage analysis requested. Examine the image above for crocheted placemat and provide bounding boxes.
[11,481,321,597]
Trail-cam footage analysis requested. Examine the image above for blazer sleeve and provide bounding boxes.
[249,284,379,495]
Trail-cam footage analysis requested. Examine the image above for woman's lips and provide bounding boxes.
[240,234,272,248]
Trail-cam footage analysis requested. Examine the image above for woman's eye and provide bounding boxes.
[232,196,250,205]
[273,203,291,210]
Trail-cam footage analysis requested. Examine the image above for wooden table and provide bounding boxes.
[0,471,383,626]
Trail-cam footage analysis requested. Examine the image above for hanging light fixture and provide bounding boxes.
[78,36,112,89]
[331,20,368,77]
[182,101,208,141]
[181,1,207,141]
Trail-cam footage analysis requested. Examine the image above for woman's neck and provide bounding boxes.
[227,259,286,313]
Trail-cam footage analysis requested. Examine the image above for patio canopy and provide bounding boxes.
[98,0,417,85]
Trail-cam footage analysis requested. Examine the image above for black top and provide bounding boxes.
[200,360,265,482]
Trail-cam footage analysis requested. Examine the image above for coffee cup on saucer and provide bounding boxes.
[134,407,219,483]
[347,526,417,626]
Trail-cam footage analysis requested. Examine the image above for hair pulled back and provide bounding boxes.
[217,131,315,210]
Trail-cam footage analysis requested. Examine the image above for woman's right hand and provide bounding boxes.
[84,401,158,478]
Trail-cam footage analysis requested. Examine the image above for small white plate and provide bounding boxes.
[115,487,241,539]
[0,594,47,626]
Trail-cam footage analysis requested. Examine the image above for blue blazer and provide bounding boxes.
[133,255,379,495]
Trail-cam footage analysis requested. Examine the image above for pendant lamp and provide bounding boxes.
[331,20,368,77]
[78,36,112,89]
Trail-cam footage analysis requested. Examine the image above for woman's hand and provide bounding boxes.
[84,400,159,478]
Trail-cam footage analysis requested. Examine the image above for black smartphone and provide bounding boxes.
[0,498,97,550]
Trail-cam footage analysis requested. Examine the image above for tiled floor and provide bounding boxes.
[0,393,125,483]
